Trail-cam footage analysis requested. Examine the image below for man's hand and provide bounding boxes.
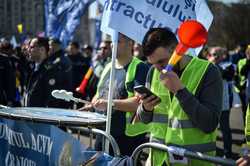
[138,94,161,112]
[78,99,108,112]
[160,71,184,94]
[92,99,108,111]
[78,95,98,112]
[236,155,250,166]
[77,104,93,111]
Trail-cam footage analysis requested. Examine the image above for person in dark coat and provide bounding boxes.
[0,45,16,106]
[67,41,90,92]
[25,37,72,108]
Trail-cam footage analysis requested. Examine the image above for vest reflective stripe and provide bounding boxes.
[127,114,168,124]
[168,142,216,153]
[151,138,216,152]
[126,113,168,124]
[168,118,194,128]
[151,137,165,144]
[152,114,169,123]
[125,57,150,136]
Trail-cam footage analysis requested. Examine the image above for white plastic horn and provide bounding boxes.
[51,90,90,104]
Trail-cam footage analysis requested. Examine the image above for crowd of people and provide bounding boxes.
[0,28,250,165]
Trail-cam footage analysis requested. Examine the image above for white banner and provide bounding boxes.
[100,0,213,55]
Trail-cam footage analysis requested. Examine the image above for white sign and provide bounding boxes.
[101,0,213,55]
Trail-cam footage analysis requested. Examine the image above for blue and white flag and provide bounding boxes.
[0,118,88,166]
[101,0,213,55]
[45,0,95,47]
[94,2,103,49]
[10,36,18,48]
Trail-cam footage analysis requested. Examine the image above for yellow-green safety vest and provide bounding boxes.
[96,57,149,136]
[149,66,171,166]
[124,57,151,136]
[150,57,216,166]
[238,58,247,86]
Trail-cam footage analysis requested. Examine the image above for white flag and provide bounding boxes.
[101,0,213,55]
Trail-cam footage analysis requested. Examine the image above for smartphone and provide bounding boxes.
[134,85,158,98]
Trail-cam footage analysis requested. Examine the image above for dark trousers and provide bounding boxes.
[219,111,232,158]
[239,90,247,125]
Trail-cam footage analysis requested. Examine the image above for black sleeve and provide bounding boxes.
[137,67,155,123]
[46,60,73,108]
[133,63,150,87]
[175,64,223,133]
[137,103,153,123]
[222,64,235,81]
[126,62,150,93]
[4,59,16,105]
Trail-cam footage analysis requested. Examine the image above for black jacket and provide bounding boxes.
[26,50,72,108]
[0,53,16,105]
[68,53,90,90]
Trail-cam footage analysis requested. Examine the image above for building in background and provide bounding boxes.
[0,0,44,40]
[0,0,91,45]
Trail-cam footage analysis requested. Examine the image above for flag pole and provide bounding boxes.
[105,31,118,153]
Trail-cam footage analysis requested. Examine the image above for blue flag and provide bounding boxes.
[0,118,89,166]
[45,0,95,47]
[94,2,103,49]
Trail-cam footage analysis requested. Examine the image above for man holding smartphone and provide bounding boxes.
[80,33,150,156]
[137,28,223,166]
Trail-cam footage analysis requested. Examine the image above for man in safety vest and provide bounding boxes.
[236,104,250,166]
[80,33,149,156]
[137,28,223,165]
[236,45,250,126]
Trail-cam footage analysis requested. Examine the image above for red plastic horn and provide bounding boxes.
[163,20,208,72]
[76,67,93,95]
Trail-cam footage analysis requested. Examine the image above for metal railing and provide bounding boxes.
[131,142,236,166]
[69,127,121,157]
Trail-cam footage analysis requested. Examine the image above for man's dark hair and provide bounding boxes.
[84,44,93,52]
[36,37,49,53]
[142,28,177,57]
[49,37,61,45]
[0,41,13,54]
[69,41,80,49]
